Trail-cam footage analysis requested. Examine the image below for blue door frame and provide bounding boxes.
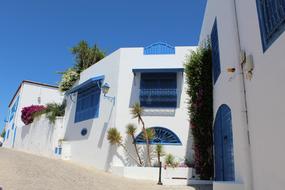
[214,104,235,181]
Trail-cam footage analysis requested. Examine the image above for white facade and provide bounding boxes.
[63,44,196,171]
[3,81,64,152]
[200,0,285,190]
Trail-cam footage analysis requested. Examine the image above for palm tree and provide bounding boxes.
[107,128,142,166]
[126,123,143,166]
[155,144,165,165]
[131,103,152,166]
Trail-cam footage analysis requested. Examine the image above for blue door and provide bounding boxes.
[214,104,235,181]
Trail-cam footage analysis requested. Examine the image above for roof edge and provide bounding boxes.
[8,80,59,107]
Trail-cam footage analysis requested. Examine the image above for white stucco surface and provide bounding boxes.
[200,0,285,190]
[63,46,196,171]
[3,82,63,149]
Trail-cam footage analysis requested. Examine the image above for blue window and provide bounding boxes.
[6,129,10,140]
[135,127,181,145]
[9,96,19,122]
[140,72,177,108]
[211,19,221,85]
[75,86,101,123]
[256,0,285,51]
[144,42,175,55]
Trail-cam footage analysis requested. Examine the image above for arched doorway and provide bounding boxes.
[214,104,235,181]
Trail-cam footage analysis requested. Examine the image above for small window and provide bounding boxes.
[135,127,181,145]
[75,86,101,123]
[81,128,88,136]
[256,0,285,51]
[211,19,221,85]
[140,73,177,108]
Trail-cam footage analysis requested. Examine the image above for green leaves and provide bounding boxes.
[71,41,105,73]
[126,123,137,136]
[107,128,122,145]
[185,44,213,179]
[59,40,105,92]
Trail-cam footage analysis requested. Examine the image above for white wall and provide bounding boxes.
[3,82,63,149]
[63,46,196,171]
[63,49,121,171]
[14,116,65,158]
[235,1,285,190]
[114,47,195,167]
[200,0,285,190]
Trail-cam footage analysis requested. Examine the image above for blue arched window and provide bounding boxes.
[135,127,181,145]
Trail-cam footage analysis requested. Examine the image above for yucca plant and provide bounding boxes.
[107,128,142,166]
[131,103,152,166]
[126,123,143,166]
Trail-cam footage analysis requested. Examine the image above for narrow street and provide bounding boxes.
[0,148,193,190]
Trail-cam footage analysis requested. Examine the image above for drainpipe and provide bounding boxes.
[233,0,254,190]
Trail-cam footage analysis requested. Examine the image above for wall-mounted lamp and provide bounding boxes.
[98,82,115,103]
[101,83,110,96]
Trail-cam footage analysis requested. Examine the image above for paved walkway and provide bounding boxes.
[0,148,194,190]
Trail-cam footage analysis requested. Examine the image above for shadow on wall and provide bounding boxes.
[97,100,115,149]
[63,95,93,141]
[21,125,31,139]
[104,144,128,171]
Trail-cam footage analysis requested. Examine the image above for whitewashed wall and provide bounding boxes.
[63,49,121,171]
[200,0,285,190]
[14,116,65,158]
[114,47,195,167]
[4,82,63,149]
[63,46,196,171]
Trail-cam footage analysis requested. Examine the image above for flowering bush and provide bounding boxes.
[185,44,213,179]
[59,68,79,92]
[21,105,46,125]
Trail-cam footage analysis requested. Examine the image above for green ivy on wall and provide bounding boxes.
[185,43,213,180]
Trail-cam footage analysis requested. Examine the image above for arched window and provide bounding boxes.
[135,127,181,145]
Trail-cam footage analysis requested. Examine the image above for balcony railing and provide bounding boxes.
[139,88,177,108]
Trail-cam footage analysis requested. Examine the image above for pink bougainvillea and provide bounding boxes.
[21,105,46,125]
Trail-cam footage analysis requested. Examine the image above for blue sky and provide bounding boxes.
[0,0,207,131]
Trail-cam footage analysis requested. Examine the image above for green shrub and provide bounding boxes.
[185,43,213,179]
[164,153,178,168]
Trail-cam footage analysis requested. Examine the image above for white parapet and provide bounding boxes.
[111,166,193,185]
[213,181,244,190]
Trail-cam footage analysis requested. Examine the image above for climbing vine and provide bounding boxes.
[185,43,213,179]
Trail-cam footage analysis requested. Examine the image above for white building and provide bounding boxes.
[62,43,196,171]
[200,0,285,190]
[3,80,64,157]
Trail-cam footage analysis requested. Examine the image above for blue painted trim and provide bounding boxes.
[132,68,184,73]
[211,19,221,85]
[74,85,101,123]
[66,75,105,95]
[12,126,17,148]
[9,96,20,122]
[144,42,175,55]
[256,0,285,52]
[135,126,182,145]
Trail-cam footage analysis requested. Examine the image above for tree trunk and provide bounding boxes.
[120,143,142,167]
[131,134,143,166]
[139,115,152,167]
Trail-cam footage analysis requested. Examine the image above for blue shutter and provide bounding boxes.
[256,0,285,50]
[75,86,101,123]
[211,19,221,85]
[140,73,177,108]
[214,104,235,181]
